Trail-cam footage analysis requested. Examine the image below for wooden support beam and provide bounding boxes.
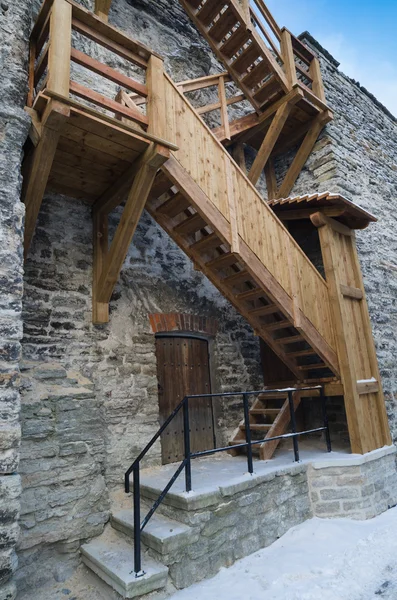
[277,207,346,222]
[94,0,113,21]
[264,159,277,200]
[93,144,169,215]
[276,115,324,199]
[311,212,353,237]
[22,101,69,258]
[232,143,247,175]
[95,144,169,309]
[47,0,72,97]
[248,101,292,185]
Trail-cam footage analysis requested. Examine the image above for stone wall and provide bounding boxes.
[0,1,32,599]
[308,446,397,519]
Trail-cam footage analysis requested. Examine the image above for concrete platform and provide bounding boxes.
[136,447,354,510]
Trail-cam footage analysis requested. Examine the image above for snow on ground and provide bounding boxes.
[169,507,397,600]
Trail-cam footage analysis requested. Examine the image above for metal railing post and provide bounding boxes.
[183,398,192,492]
[320,387,332,453]
[243,393,254,475]
[132,463,144,577]
[288,390,300,462]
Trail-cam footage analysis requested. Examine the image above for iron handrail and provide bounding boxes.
[124,385,331,576]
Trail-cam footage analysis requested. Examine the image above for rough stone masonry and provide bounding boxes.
[0,0,396,598]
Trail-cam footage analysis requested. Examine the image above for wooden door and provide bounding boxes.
[155,336,215,464]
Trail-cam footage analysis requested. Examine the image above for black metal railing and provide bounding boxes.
[124,385,331,576]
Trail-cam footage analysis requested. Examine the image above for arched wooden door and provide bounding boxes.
[155,335,215,464]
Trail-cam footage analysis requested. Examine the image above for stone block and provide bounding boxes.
[314,501,341,516]
[320,487,360,501]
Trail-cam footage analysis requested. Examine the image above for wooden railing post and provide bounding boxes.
[280,29,297,88]
[147,55,166,140]
[47,0,72,97]
[310,57,326,104]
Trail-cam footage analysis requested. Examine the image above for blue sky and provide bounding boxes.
[266,0,397,117]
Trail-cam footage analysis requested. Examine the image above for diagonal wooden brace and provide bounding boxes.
[92,143,169,323]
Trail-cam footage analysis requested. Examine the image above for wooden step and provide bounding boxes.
[209,6,239,43]
[277,334,304,345]
[258,392,288,400]
[220,27,250,59]
[264,320,292,332]
[248,304,279,317]
[236,288,267,302]
[223,270,254,286]
[239,424,272,431]
[188,0,202,8]
[231,43,261,74]
[174,212,207,235]
[190,232,223,252]
[297,363,327,371]
[250,408,280,415]
[150,172,174,200]
[241,61,271,89]
[196,0,223,27]
[206,252,239,270]
[156,193,190,218]
[286,349,317,358]
[253,76,282,105]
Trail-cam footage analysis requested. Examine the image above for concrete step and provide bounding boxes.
[111,509,197,555]
[80,528,168,599]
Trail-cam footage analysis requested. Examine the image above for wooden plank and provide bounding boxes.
[94,0,112,21]
[41,90,179,150]
[224,153,239,252]
[57,135,131,171]
[147,55,166,140]
[71,17,148,69]
[27,38,37,108]
[34,41,49,88]
[22,101,69,257]
[47,0,72,97]
[248,101,292,185]
[70,48,148,96]
[92,210,109,323]
[68,0,158,61]
[340,284,364,301]
[357,380,379,395]
[69,80,149,127]
[277,207,346,221]
[177,72,230,93]
[97,146,164,304]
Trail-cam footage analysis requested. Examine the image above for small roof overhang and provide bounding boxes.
[268,192,377,229]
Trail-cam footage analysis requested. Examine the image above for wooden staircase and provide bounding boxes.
[229,390,303,460]
[146,164,338,384]
[180,0,289,113]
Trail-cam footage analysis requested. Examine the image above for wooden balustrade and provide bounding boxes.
[27,0,164,133]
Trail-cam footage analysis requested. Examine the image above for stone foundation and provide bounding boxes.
[308,446,397,519]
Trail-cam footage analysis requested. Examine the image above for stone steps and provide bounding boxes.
[80,527,168,599]
[111,509,197,555]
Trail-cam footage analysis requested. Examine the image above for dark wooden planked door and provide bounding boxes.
[155,336,214,464]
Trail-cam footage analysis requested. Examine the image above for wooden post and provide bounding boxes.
[47,0,72,97]
[218,75,231,141]
[94,0,113,21]
[311,212,392,453]
[280,29,297,88]
[224,153,239,253]
[27,38,36,108]
[146,55,166,140]
[264,159,277,199]
[93,210,109,324]
[310,57,326,104]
